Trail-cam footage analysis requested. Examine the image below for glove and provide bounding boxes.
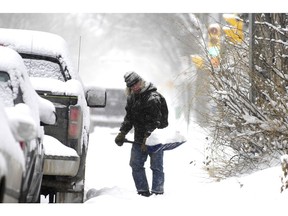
[115,132,125,146]
[141,133,150,152]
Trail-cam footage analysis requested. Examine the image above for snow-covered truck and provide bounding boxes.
[0,28,107,203]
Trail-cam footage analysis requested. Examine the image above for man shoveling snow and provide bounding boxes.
[114,71,186,197]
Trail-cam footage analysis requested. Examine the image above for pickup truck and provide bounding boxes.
[0,28,107,203]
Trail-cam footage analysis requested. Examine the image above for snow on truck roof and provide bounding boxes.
[0,28,76,76]
[0,45,27,72]
[0,28,68,58]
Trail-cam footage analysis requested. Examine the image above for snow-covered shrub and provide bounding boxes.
[203,14,288,178]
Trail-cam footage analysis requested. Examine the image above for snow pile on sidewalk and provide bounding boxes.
[146,126,187,146]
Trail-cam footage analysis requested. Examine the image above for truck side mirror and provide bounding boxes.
[85,86,107,108]
[5,103,38,142]
[38,96,57,126]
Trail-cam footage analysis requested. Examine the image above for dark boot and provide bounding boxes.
[151,192,164,195]
[138,191,151,197]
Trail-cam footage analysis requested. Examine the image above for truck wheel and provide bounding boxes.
[55,189,84,203]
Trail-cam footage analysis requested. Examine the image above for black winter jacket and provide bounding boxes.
[120,82,162,142]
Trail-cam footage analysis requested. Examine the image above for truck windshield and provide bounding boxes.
[23,58,65,82]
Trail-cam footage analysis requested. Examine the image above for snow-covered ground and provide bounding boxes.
[5,118,288,215]
[82,119,288,215]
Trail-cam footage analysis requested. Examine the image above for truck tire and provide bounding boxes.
[55,189,84,203]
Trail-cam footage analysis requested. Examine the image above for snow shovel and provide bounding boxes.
[123,139,186,153]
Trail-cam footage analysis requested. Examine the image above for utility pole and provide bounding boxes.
[77,36,82,74]
[249,13,255,103]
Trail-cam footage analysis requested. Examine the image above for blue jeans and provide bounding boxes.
[129,143,164,194]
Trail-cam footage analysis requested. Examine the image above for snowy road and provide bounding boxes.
[83,125,288,216]
[34,123,288,216]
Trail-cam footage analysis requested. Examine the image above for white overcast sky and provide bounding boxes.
[0,0,284,13]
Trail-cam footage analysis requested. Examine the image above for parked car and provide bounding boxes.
[0,100,36,203]
[0,46,56,202]
[0,28,106,203]
[90,88,126,128]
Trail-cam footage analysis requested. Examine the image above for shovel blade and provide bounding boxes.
[147,141,186,153]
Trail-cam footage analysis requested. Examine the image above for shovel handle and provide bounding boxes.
[123,139,141,145]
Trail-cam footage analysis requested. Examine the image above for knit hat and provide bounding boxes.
[124,71,142,87]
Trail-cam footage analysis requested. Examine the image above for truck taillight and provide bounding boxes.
[19,141,26,151]
[68,105,82,139]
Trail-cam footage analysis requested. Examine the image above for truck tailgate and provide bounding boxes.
[43,135,80,176]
